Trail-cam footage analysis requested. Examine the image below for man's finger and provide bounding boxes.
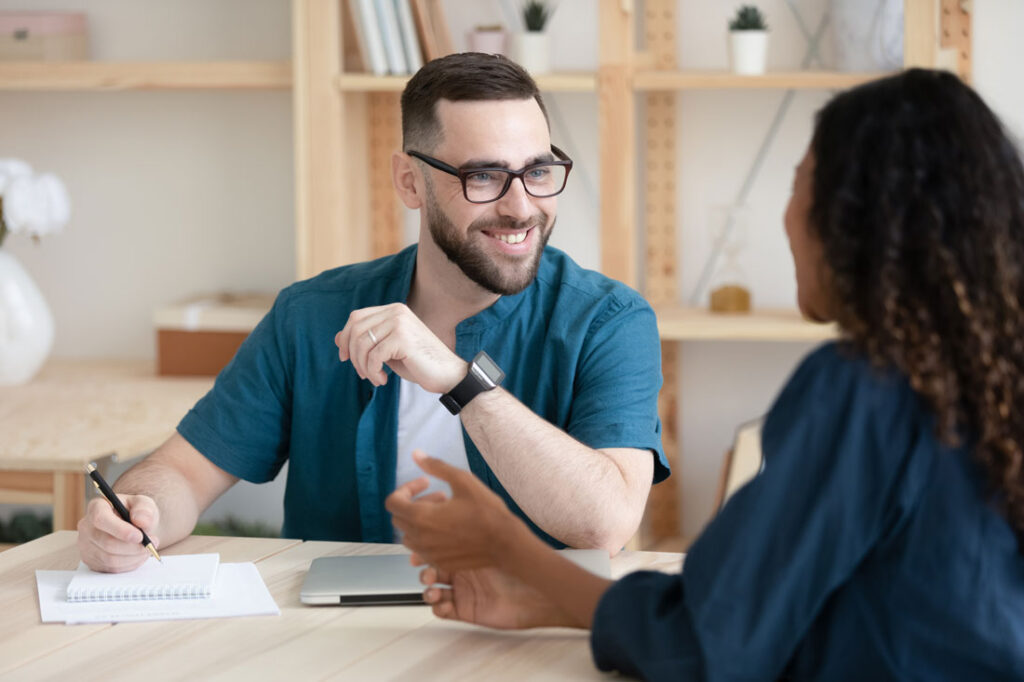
[91,504,143,544]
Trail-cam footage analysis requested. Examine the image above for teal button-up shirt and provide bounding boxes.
[178,245,668,544]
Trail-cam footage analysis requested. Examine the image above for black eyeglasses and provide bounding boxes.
[406,145,573,204]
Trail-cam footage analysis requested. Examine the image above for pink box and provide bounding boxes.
[0,12,89,61]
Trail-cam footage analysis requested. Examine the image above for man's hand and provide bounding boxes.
[419,564,579,630]
[335,303,466,392]
[386,450,529,571]
[77,494,161,573]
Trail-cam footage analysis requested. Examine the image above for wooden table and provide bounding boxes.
[0,359,212,530]
[0,531,684,680]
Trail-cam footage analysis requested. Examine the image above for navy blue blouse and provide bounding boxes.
[591,343,1024,680]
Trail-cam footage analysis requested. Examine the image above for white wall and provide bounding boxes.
[3,1,1022,537]
[0,0,295,359]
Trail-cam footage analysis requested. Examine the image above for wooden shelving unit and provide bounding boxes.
[655,307,836,342]
[337,71,596,92]
[632,70,893,91]
[0,61,291,91]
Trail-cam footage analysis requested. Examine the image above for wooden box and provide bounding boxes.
[0,12,89,61]
[154,293,274,377]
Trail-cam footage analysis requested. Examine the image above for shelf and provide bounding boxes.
[0,61,292,91]
[633,70,893,91]
[336,71,597,92]
[654,306,837,341]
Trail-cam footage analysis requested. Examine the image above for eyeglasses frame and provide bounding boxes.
[406,145,573,204]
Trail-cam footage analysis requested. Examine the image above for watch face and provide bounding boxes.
[473,351,505,385]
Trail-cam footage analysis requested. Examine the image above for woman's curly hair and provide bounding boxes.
[810,68,1024,548]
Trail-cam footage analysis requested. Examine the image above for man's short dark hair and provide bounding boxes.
[401,52,549,152]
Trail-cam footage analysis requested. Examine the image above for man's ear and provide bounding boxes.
[393,152,423,209]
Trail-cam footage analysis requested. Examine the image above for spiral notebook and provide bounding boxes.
[65,553,220,602]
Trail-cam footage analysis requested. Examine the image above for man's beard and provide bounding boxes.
[424,188,552,296]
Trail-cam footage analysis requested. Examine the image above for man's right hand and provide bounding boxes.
[77,494,161,573]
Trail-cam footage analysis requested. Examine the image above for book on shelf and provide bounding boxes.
[426,0,454,57]
[341,0,367,72]
[374,0,408,74]
[394,0,423,73]
[350,0,388,75]
[409,0,439,60]
[409,0,453,61]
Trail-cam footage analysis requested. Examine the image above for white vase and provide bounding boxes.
[729,30,768,75]
[513,31,551,74]
[0,249,54,385]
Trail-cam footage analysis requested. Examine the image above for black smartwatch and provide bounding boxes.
[439,350,505,415]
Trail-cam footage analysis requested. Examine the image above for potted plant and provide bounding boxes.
[728,5,769,75]
[513,0,554,74]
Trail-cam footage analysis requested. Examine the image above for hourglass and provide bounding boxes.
[707,204,752,313]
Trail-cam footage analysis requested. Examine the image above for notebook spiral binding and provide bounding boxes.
[66,583,213,602]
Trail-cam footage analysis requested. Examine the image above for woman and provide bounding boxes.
[385,69,1024,680]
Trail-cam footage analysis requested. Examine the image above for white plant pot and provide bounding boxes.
[0,249,54,385]
[729,30,768,75]
[513,31,550,74]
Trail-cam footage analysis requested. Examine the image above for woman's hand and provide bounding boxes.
[386,449,611,632]
[419,564,580,630]
[386,450,530,571]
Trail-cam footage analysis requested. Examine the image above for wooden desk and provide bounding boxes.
[1,531,684,680]
[0,359,212,530]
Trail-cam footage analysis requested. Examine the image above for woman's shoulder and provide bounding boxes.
[782,341,910,407]
[765,341,930,460]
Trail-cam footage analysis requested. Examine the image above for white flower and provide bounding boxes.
[2,172,71,239]
[0,158,32,195]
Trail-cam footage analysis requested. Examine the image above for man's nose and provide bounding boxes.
[495,177,535,220]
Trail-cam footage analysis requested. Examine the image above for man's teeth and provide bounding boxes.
[495,232,527,244]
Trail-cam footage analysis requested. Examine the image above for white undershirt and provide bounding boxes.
[394,378,469,527]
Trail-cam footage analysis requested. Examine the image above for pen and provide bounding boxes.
[85,463,162,563]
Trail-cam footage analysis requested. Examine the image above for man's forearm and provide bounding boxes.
[460,388,653,552]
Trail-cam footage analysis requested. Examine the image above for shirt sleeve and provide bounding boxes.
[176,289,295,483]
[590,344,931,679]
[568,295,669,481]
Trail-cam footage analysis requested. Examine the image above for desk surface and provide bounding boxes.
[0,358,212,471]
[1,532,683,680]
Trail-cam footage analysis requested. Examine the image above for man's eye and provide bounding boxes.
[466,171,496,183]
[527,167,551,179]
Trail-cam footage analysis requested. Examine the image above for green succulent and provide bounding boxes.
[729,5,768,31]
[523,0,552,32]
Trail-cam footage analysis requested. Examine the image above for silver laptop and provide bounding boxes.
[300,549,611,606]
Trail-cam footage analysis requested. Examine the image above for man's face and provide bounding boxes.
[420,98,559,296]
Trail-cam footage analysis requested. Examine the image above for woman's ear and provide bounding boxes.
[393,152,423,209]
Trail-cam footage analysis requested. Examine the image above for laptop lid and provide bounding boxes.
[300,549,611,606]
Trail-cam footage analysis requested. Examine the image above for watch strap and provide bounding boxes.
[439,351,503,415]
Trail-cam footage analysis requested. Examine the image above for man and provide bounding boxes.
[78,53,667,573]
